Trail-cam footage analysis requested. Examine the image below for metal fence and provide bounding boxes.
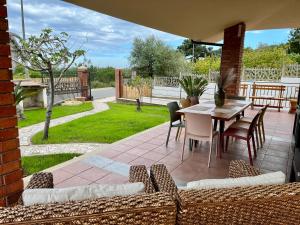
[150,75,299,108]
[33,77,81,95]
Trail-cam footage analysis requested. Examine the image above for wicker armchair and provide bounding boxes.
[0,167,176,225]
[150,160,300,225]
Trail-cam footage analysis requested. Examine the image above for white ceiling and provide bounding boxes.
[65,0,300,42]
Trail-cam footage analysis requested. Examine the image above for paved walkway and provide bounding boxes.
[20,97,115,156]
[24,108,293,188]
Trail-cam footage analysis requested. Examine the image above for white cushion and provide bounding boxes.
[185,171,285,190]
[22,182,145,206]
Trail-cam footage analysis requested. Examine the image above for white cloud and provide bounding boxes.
[7,0,184,67]
[247,30,263,34]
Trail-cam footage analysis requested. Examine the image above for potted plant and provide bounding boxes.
[214,68,235,107]
[179,75,208,105]
[13,81,38,120]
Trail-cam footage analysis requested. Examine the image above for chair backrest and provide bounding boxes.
[185,113,212,138]
[177,183,300,225]
[248,110,262,136]
[258,104,269,124]
[226,95,246,100]
[167,101,181,123]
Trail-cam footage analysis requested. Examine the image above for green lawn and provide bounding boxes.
[22,153,81,176]
[31,103,169,144]
[19,102,93,128]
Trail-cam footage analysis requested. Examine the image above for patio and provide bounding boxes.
[49,107,294,188]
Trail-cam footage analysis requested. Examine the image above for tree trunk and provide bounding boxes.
[43,70,55,140]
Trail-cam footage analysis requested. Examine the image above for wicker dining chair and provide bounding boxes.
[166,102,185,146]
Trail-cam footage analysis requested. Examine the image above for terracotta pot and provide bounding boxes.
[214,89,225,107]
[289,99,298,114]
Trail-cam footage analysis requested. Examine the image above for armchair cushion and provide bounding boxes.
[185,171,285,190]
[22,182,145,206]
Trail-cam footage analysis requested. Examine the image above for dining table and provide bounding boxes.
[177,99,253,152]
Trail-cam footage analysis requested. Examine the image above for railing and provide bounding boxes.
[32,77,81,95]
[150,76,299,108]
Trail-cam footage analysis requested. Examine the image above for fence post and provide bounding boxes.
[115,69,123,99]
[77,66,90,100]
[281,64,285,80]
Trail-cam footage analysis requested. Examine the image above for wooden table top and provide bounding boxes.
[177,99,252,121]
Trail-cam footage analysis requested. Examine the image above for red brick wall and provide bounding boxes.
[77,66,90,99]
[220,23,245,96]
[115,69,123,98]
[0,0,23,207]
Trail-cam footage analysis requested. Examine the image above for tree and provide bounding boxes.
[193,56,221,75]
[129,36,189,77]
[243,45,296,68]
[288,28,300,54]
[177,39,209,61]
[129,75,152,111]
[11,28,85,139]
[177,39,221,62]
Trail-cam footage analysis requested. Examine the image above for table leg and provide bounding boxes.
[219,120,225,156]
[213,119,218,131]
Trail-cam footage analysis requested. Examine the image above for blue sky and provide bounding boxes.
[7,0,291,68]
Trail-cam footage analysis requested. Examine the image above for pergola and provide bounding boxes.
[1,0,300,206]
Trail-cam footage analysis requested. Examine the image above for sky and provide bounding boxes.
[7,0,292,68]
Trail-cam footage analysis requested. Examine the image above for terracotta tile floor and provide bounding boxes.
[53,108,295,187]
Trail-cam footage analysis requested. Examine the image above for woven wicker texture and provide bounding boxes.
[150,164,178,199]
[26,172,54,189]
[229,160,261,178]
[0,192,176,225]
[177,183,300,225]
[129,165,155,193]
[18,172,54,205]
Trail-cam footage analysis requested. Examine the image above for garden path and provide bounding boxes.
[20,97,115,156]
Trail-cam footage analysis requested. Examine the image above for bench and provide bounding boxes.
[250,83,285,112]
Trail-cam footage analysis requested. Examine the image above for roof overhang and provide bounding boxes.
[64,0,300,42]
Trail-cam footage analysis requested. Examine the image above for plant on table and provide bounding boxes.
[214,68,236,107]
[179,75,208,106]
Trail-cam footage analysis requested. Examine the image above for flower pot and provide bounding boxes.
[214,89,225,107]
[289,99,298,114]
[180,98,191,108]
[190,96,199,106]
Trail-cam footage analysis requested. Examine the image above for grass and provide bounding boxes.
[31,103,169,144]
[19,102,93,128]
[22,153,81,176]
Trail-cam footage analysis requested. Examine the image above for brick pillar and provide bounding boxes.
[77,66,90,100]
[220,23,246,96]
[0,0,23,207]
[115,69,123,98]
